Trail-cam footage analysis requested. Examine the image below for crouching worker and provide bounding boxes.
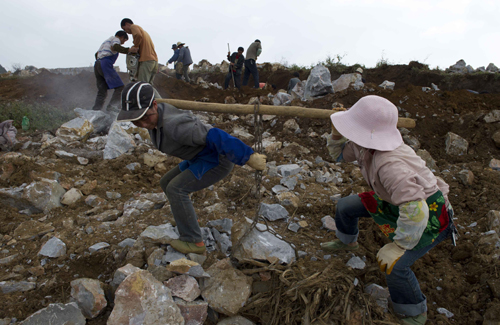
[117,82,267,254]
[321,95,455,325]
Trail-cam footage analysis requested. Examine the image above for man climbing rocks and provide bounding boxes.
[176,42,193,83]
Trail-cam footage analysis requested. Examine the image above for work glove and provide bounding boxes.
[246,153,267,171]
[376,242,406,275]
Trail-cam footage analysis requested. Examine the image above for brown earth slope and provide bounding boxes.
[0,63,500,324]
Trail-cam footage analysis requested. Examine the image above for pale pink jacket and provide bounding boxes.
[342,141,449,206]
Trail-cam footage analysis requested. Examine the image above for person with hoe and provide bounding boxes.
[224,46,245,89]
[321,95,455,325]
[116,81,267,255]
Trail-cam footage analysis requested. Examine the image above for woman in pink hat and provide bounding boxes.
[322,95,456,325]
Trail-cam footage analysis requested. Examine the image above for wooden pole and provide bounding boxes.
[156,98,416,129]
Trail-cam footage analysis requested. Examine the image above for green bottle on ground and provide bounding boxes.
[22,116,30,130]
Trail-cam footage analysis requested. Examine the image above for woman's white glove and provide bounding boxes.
[246,153,267,171]
[376,242,406,275]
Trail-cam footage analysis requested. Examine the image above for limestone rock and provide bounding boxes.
[259,203,289,221]
[321,215,337,231]
[56,117,93,142]
[273,92,292,106]
[484,110,500,123]
[61,188,83,205]
[103,122,136,160]
[0,280,36,293]
[458,170,474,186]
[276,192,299,207]
[416,149,439,172]
[165,274,201,301]
[144,149,168,167]
[232,218,296,264]
[21,302,85,325]
[89,242,110,253]
[23,179,66,212]
[13,220,54,240]
[232,126,254,141]
[139,224,179,245]
[175,299,208,325]
[304,65,334,99]
[111,264,141,291]
[124,198,155,211]
[74,107,117,134]
[277,164,302,177]
[448,59,467,73]
[445,132,468,155]
[39,237,66,258]
[487,63,499,73]
[70,278,107,319]
[490,159,500,171]
[107,270,184,325]
[378,80,395,90]
[332,73,364,92]
[283,119,300,133]
[201,258,252,316]
[93,209,121,222]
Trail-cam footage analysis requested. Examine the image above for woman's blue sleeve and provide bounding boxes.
[205,128,254,165]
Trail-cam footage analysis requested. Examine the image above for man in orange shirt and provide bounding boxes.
[121,18,158,84]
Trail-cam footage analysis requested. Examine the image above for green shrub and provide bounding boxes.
[0,101,75,131]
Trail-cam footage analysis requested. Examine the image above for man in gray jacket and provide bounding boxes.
[117,81,267,254]
[242,39,262,88]
[176,42,193,82]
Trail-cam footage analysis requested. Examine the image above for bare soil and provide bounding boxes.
[0,63,500,324]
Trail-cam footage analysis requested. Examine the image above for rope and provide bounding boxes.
[233,102,299,261]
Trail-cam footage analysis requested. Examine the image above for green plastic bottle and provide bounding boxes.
[22,116,30,130]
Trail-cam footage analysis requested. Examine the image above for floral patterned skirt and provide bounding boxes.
[358,190,449,250]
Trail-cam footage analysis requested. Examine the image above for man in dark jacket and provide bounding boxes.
[176,42,193,82]
[242,39,262,88]
[224,47,245,89]
[117,81,267,254]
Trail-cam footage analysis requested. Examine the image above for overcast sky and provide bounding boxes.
[2,0,499,73]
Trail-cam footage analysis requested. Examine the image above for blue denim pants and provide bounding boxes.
[334,195,452,317]
[242,59,259,88]
[159,157,234,243]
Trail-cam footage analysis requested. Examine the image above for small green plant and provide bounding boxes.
[375,50,392,68]
[11,63,22,73]
[0,101,76,131]
[313,53,349,75]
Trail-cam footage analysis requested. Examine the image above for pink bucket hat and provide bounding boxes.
[330,95,403,151]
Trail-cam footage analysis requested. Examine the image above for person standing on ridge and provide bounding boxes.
[120,18,158,84]
[92,30,135,112]
[175,42,193,82]
[116,81,267,255]
[224,46,245,89]
[242,39,261,88]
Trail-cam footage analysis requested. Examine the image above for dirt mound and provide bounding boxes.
[1,63,500,324]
